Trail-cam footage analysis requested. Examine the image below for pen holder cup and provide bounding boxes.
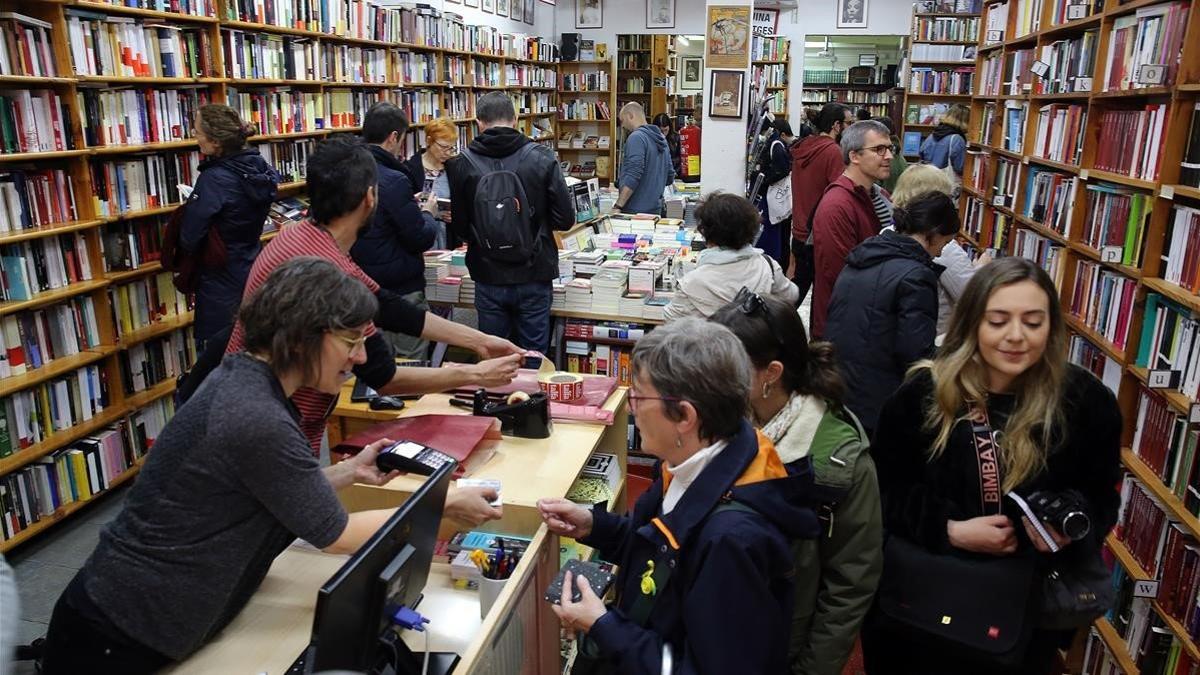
[479,576,508,619]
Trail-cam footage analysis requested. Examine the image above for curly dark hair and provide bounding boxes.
[695,192,761,249]
[195,103,253,155]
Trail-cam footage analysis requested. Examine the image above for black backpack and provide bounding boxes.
[460,144,540,264]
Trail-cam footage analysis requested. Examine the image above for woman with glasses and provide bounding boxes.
[710,290,881,675]
[824,190,960,436]
[39,258,413,674]
[406,117,458,249]
[664,192,798,321]
[536,318,818,674]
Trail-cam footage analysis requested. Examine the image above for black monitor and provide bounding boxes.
[305,459,457,674]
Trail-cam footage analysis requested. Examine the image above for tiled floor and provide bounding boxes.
[5,486,129,675]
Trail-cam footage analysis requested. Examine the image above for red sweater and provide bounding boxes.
[789,135,845,241]
[810,175,887,337]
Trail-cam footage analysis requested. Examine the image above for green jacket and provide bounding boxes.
[768,398,883,675]
[878,135,908,195]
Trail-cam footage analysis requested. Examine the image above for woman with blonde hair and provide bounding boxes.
[182,103,280,351]
[890,164,990,335]
[863,257,1121,675]
[918,103,969,177]
[405,117,458,248]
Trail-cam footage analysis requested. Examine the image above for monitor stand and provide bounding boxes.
[372,628,460,675]
[376,652,459,675]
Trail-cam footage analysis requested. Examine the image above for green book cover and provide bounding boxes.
[1122,193,1147,267]
[1135,292,1159,368]
[0,401,11,459]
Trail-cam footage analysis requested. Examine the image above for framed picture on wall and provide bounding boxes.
[510,0,522,20]
[539,0,555,6]
[482,0,494,12]
[524,0,535,23]
[646,0,674,28]
[837,0,868,28]
[706,5,751,69]
[497,0,510,18]
[708,69,744,118]
[681,56,703,89]
[576,0,602,28]
[465,0,479,7]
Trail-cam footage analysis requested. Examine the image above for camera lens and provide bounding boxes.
[1060,511,1090,541]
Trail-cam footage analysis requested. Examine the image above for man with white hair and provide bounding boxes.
[614,102,674,215]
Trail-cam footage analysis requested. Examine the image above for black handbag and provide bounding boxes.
[1038,544,1115,629]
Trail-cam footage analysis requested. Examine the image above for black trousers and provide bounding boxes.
[41,577,172,675]
[791,238,815,305]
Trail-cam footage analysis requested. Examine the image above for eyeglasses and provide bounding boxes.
[330,332,368,356]
[735,287,787,351]
[628,393,681,413]
[433,141,457,154]
[859,144,897,157]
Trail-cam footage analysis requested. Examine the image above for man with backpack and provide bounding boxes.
[446,92,574,353]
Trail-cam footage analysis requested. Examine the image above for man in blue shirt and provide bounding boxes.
[614,102,674,215]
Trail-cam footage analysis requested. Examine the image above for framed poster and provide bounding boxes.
[482,0,495,13]
[681,56,703,90]
[465,0,479,7]
[576,0,601,28]
[539,0,555,5]
[706,6,750,69]
[708,70,744,119]
[497,0,510,18]
[647,0,674,28]
[510,0,522,20]
[524,0,534,23]
[837,0,868,28]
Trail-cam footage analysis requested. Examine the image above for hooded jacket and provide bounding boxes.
[445,127,574,285]
[619,124,675,214]
[664,245,799,321]
[810,174,890,338]
[580,419,819,674]
[918,124,966,176]
[766,396,883,675]
[789,134,845,241]
[179,148,279,343]
[824,230,941,432]
[350,144,440,295]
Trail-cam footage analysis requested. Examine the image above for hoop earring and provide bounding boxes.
[674,435,682,449]
[762,382,771,399]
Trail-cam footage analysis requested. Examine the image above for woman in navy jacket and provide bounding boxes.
[181,104,280,351]
[537,318,818,674]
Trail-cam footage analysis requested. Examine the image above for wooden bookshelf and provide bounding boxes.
[902,4,982,145]
[750,35,790,120]
[558,60,617,185]
[0,0,562,551]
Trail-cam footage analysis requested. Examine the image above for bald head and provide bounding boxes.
[620,102,647,132]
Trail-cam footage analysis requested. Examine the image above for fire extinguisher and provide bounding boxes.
[679,121,701,183]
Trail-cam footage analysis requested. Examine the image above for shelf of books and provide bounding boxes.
[903,0,984,152]
[558,58,616,184]
[951,0,1200,669]
[0,0,560,551]
[751,35,790,119]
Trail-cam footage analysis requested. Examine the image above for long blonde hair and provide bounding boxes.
[916,257,1068,491]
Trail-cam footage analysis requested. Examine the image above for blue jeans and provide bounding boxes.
[474,281,552,354]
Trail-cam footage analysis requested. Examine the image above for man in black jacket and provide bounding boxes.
[351,102,441,358]
[446,92,574,353]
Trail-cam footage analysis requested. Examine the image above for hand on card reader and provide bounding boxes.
[376,440,458,476]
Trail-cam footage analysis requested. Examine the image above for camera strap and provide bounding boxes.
[967,401,1003,516]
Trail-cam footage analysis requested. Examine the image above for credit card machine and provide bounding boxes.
[375,440,458,476]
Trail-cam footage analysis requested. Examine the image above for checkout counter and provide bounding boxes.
[165,377,630,675]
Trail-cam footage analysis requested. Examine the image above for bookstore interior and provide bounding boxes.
[1,0,1200,671]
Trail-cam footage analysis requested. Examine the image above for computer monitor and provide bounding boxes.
[307,459,455,674]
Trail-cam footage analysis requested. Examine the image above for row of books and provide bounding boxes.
[0,90,76,155]
[910,43,974,61]
[991,156,1021,209]
[0,297,102,377]
[1012,227,1065,288]
[64,11,213,79]
[1069,259,1137,351]
[1103,1,1189,93]
[0,234,95,303]
[100,217,163,273]
[0,364,108,456]
[750,36,789,62]
[0,12,57,78]
[1001,100,1027,153]
[617,53,650,71]
[1031,103,1086,165]
[0,399,174,543]
[442,90,474,119]
[562,341,634,387]
[1093,105,1168,182]
[1010,0,1043,38]
[443,55,469,86]
[1069,333,1122,394]
[906,101,950,126]
[1081,183,1150,267]
[77,87,209,149]
[474,61,502,88]
[557,133,611,150]
[559,99,611,121]
[0,169,78,231]
[978,51,1003,96]
[1135,297,1200,402]
[561,72,610,92]
[325,44,389,85]
[964,196,987,243]
[505,64,556,88]
[751,64,787,88]
[1048,0,1099,25]
[908,66,974,95]
[90,150,202,218]
[108,271,191,339]
[93,0,214,17]
[222,29,323,81]
[1031,30,1098,95]
[1023,167,1077,236]
[911,15,980,42]
[117,328,196,395]
[228,88,375,135]
[1000,48,1034,96]
[1163,204,1200,294]
[1103,561,1200,675]
[396,50,438,85]
[1183,103,1200,189]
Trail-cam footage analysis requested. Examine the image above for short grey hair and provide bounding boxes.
[841,119,889,163]
[630,318,750,441]
[476,92,516,124]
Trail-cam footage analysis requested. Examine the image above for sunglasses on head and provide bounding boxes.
[734,287,787,351]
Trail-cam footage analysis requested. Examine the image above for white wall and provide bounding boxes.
[433,0,556,41]
[673,38,705,95]
[553,0,709,53]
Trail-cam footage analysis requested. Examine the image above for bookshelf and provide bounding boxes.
[558,60,616,184]
[751,35,791,120]
[946,0,1200,669]
[902,4,983,156]
[0,0,560,551]
[801,35,904,134]
[616,34,653,114]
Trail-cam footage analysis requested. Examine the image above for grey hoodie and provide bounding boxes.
[619,123,675,214]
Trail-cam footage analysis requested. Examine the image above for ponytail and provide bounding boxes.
[795,340,846,406]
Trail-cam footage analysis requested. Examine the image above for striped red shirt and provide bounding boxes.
[227,220,380,452]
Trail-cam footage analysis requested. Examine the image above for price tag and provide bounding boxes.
[1148,369,1181,390]
[1074,77,1092,92]
[1100,245,1123,263]
[1135,64,1166,86]
[987,29,1004,42]
[1080,169,1089,180]
[1133,579,1161,599]
[993,195,1006,207]
[1022,155,1030,165]
[1190,402,1200,424]
[1030,60,1050,78]
[1162,185,1175,200]
[1066,4,1088,19]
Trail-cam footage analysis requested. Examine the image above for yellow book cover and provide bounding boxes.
[596,43,608,60]
[116,285,133,335]
[69,450,92,501]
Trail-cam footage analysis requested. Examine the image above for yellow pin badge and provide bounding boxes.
[640,560,656,596]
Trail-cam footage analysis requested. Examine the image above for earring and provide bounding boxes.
[675,435,682,448]
[762,382,771,399]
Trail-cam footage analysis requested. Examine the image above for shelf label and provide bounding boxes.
[1100,245,1123,263]
[1030,60,1050,78]
[1148,369,1181,390]
[1022,155,1030,165]
[1133,579,1160,598]
[1080,169,1089,180]
[1190,402,1200,424]
[1135,64,1166,86]
[1074,77,1092,92]
[986,29,1004,42]
[1066,4,1088,20]
[993,195,1006,207]
[1162,185,1175,200]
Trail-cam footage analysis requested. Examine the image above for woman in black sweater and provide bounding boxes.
[863,257,1122,675]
